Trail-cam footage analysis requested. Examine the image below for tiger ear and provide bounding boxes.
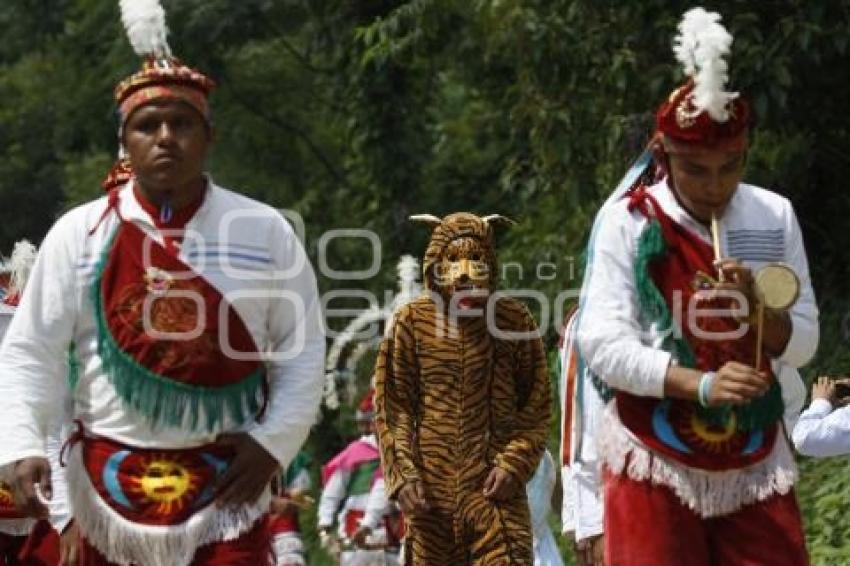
[481,214,516,230]
[409,214,442,229]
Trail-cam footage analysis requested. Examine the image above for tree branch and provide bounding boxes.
[226,83,351,190]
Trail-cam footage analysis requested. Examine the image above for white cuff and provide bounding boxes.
[805,398,834,417]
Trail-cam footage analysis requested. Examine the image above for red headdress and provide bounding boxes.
[101,0,216,192]
[355,389,376,421]
[655,8,750,154]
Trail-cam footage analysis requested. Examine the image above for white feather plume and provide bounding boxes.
[120,0,172,58]
[6,239,37,294]
[672,7,738,122]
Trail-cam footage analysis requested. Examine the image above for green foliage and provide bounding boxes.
[1,0,849,560]
[798,456,850,564]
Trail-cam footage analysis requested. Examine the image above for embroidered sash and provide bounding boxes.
[616,189,783,471]
[320,440,379,487]
[81,435,231,526]
[92,216,265,431]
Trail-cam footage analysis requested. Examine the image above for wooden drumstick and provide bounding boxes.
[711,213,724,282]
[755,300,765,370]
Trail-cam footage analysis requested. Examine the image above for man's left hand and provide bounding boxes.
[482,467,518,501]
[713,259,758,318]
[214,433,278,508]
[714,258,792,356]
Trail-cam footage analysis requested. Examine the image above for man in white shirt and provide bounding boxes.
[793,376,850,457]
[318,390,397,565]
[0,4,324,565]
[577,9,817,565]
[558,311,603,566]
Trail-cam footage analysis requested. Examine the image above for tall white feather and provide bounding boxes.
[120,0,172,58]
[6,239,37,294]
[672,7,737,122]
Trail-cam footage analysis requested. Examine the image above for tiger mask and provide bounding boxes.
[410,212,514,312]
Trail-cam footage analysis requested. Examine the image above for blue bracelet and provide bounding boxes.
[698,372,716,408]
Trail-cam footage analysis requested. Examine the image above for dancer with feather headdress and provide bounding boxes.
[573,7,817,564]
[0,1,325,564]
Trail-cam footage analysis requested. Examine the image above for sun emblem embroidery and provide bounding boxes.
[144,267,174,297]
[127,456,202,516]
[0,482,16,510]
[684,412,738,453]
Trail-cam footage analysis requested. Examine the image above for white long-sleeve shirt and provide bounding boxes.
[792,399,850,457]
[0,179,325,470]
[0,308,72,536]
[317,435,379,530]
[578,178,818,424]
[559,316,603,542]
[527,450,564,566]
[361,477,391,531]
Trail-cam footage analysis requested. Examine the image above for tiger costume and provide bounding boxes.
[374,212,551,565]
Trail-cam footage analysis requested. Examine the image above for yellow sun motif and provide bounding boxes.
[128,457,200,516]
[0,482,15,508]
[685,412,738,454]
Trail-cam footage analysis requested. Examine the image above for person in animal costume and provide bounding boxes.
[318,389,400,566]
[0,1,325,564]
[374,212,552,565]
[576,8,818,565]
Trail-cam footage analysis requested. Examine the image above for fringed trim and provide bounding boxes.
[90,227,265,432]
[634,219,696,367]
[0,518,37,537]
[599,402,797,519]
[67,446,270,566]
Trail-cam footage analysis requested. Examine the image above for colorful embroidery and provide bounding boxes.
[0,481,25,519]
[651,400,767,460]
[616,189,781,472]
[85,436,230,526]
[92,221,266,431]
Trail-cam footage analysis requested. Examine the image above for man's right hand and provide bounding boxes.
[397,481,431,516]
[708,361,770,406]
[12,457,51,519]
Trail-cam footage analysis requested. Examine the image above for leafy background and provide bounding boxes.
[1,1,848,563]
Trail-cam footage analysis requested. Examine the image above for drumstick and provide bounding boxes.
[711,213,724,282]
[755,300,765,370]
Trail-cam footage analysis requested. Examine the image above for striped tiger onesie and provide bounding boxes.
[374,212,552,565]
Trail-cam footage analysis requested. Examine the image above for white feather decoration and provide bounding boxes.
[6,239,37,294]
[672,7,738,122]
[120,0,172,59]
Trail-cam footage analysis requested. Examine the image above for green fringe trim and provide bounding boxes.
[634,220,696,368]
[67,341,80,390]
[90,227,265,432]
[634,220,783,432]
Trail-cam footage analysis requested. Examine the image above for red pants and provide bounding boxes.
[78,516,271,566]
[604,471,808,566]
[0,521,59,565]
